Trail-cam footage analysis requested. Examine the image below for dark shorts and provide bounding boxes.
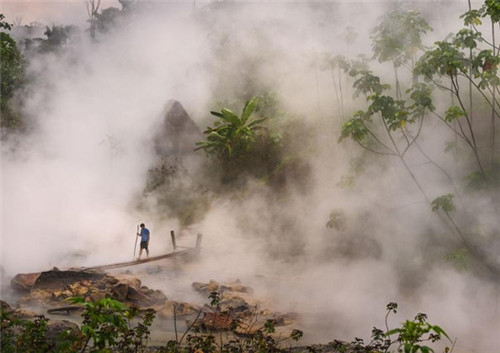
[140,241,149,250]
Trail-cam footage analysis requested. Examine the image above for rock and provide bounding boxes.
[68,282,89,297]
[52,289,73,300]
[111,283,129,301]
[197,312,234,331]
[154,100,202,156]
[46,320,80,342]
[0,300,14,313]
[11,309,38,319]
[220,284,254,295]
[88,290,107,302]
[14,269,167,313]
[29,288,54,301]
[10,272,41,292]
[192,280,220,294]
[219,295,251,314]
[113,275,141,289]
[16,298,48,310]
[126,286,151,306]
[140,288,167,306]
[31,270,105,291]
[157,301,200,318]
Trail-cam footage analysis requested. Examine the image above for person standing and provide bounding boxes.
[137,223,150,260]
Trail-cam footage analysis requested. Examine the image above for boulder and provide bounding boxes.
[0,300,14,314]
[192,279,220,294]
[219,295,251,314]
[154,100,202,156]
[111,283,129,301]
[31,270,105,291]
[197,312,234,331]
[10,272,41,292]
[157,300,200,318]
[113,275,141,289]
[46,320,80,342]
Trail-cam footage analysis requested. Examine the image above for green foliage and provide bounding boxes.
[444,248,472,271]
[0,23,24,129]
[68,296,155,352]
[0,13,12,30]
[326,210,347,231]
[414,41,466,78]
[333,303,451,353]
[484,0,500,22]
[341,70,433,154]
[386,313,450,353]
[40,25,80,52]
[407,83,435,114]
[444,106,465,122]
[196,96,266,161]
[465,0,500,24]
[466,168,500,190]
[3,292,304,353]
[1,312,50,353]
[371,8,431,68]
[461,9,483,26]
[351,70,390,97]
[431,194,456,213]
[339,110,370,142]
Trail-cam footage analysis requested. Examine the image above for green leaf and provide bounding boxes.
[220,108,241,125]
[444,106,465,122]
[247,117,267,128]
[431,194,456,213]
[385,328,402,336]
[241,96,260,124]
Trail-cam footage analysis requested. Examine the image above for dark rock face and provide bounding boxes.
[142,100,208,227]
[154,100,202,156]
[32,270,105,291]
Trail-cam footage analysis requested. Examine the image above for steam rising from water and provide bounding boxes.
[2,1,499,352]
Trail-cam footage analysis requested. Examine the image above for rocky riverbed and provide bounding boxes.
[4,267,320,350]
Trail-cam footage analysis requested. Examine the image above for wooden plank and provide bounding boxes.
[83,249,193,271]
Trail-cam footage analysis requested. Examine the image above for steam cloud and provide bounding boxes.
[1,1,499,352]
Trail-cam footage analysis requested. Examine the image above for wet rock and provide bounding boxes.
[52,289,73,300]
[192,279,254,297]
[1,301,14,316]
[192,279,220,294]
[113,275,141,289]
[16,297,49,310]
[88,290,107,302]
[11,308,38,319]
[157,300,200,318]
[140,287,167,306]
[13,269,168,310]
[220,284,254,295]
[219,295,251,313]
[68,282,90,297]
[111,283,129,301]
[46,320,80,342]
[197,312,234,331]
[31,270,105,291]
[10,272,41,292]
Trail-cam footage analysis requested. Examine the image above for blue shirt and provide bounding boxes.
[140,228,150,242]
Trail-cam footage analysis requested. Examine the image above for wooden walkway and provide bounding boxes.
[83,232,202,271]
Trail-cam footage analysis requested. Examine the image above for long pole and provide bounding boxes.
[133,225,139,261]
